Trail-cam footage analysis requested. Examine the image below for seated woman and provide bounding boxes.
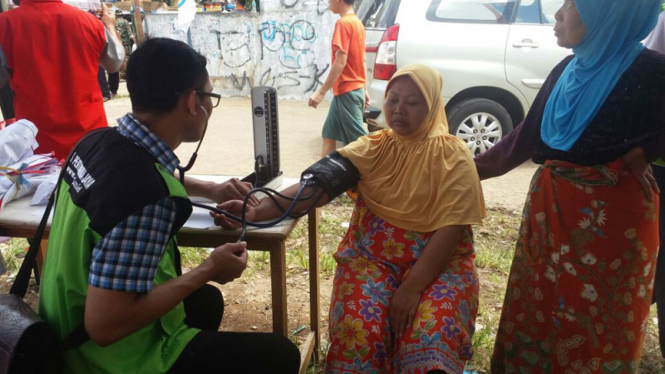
[474,0,665,372]
[215,64,486,374]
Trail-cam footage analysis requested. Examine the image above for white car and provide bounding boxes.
[357,0,570,155]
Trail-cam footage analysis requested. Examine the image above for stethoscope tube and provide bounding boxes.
[192,182,310,241]
[178,105,209,185]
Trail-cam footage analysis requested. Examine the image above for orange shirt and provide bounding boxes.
[332,13,366,96]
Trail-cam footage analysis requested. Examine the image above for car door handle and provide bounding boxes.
[521,79,545,88]
[513,39,539,48]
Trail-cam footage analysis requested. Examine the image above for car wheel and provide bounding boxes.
[447,98,513,156]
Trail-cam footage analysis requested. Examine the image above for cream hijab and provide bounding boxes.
[338,64,485,232]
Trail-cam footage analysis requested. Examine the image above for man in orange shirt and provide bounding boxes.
[308,0,368,157]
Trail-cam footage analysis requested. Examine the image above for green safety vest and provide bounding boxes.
[39,129,198,374]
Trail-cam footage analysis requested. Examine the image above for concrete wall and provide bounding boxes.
[144,0,336,99]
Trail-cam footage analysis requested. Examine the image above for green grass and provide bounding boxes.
[0,238,29,275]
[179,246,210,269]
[474,244,513,275]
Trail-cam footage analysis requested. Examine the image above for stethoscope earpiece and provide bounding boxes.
[178,104,210,184]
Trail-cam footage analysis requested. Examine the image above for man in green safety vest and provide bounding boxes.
[39,37,300,374]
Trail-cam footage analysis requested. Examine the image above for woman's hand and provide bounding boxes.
[389,284,422,339]
[622,147,660,202]
[210,200,257,229]
[210,178,260,206]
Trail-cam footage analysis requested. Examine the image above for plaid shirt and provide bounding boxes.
[89,114,182,292]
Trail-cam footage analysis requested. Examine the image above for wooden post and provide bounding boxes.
[308,209,321,361]
[270,241,288,336]
[133,0,145,44]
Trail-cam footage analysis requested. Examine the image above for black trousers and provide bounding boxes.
[97,66,111,100]
[108,72,120,95]
[169,285,301,374]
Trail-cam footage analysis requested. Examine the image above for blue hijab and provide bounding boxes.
[540,0,662,151]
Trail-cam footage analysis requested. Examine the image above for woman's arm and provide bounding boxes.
[474,55,574,180]
[182,175,260,206]
[214,182,330,228]
[473,121,536,180]
[640,128,665,163]
[389,225,465,338]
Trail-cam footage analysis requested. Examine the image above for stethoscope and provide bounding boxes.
[177,105,209,186]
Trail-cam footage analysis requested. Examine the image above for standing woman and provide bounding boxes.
[475,0,665,372]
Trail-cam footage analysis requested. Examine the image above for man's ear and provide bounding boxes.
[184,90,198,115]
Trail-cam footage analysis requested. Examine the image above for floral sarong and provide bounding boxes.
[326,195,479,374]
[491,160,660,374]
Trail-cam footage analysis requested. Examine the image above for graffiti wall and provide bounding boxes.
[144,0,336,99]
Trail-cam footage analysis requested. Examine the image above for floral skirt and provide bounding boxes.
[491,160,660,374]
[326,196,479,374]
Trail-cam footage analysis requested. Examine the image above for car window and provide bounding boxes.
[541,0,563,24]
[355,0,401,29]
[426,0,518,24]
[515,0,541,24]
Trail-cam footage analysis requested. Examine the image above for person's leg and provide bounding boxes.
[337,88,368,146]
[108,72,120,97]
[183,284,224,331]
[168,330,300,374]
[321,96,343,157]
[98,66,111,101]
[322,137,337,157]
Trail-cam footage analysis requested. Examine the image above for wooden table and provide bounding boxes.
[0,176,321,373]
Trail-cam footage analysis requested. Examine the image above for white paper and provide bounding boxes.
[31,169,61,206]
[0,154,59,211]
[0,119,38,167]
[184,204,217,229]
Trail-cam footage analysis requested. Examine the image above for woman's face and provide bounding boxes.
[384,76,429,137]
[554,0,586,48]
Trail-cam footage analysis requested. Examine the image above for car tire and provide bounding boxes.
[447,98,513,156]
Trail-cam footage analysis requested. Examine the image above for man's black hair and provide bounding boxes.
[343,0,354,4]
[126,37,208,114]
[237,0,246,6]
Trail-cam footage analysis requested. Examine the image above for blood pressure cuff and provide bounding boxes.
[301,151,360,200]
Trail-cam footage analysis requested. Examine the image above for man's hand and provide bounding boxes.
[210,178,260,206]
[622,147,660,202]
[204,242,248,284]
[211,200,257,229]
[365,90,370,110]
[100,3,117,29]
[308,91,324,109]
[389,283,422,339]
